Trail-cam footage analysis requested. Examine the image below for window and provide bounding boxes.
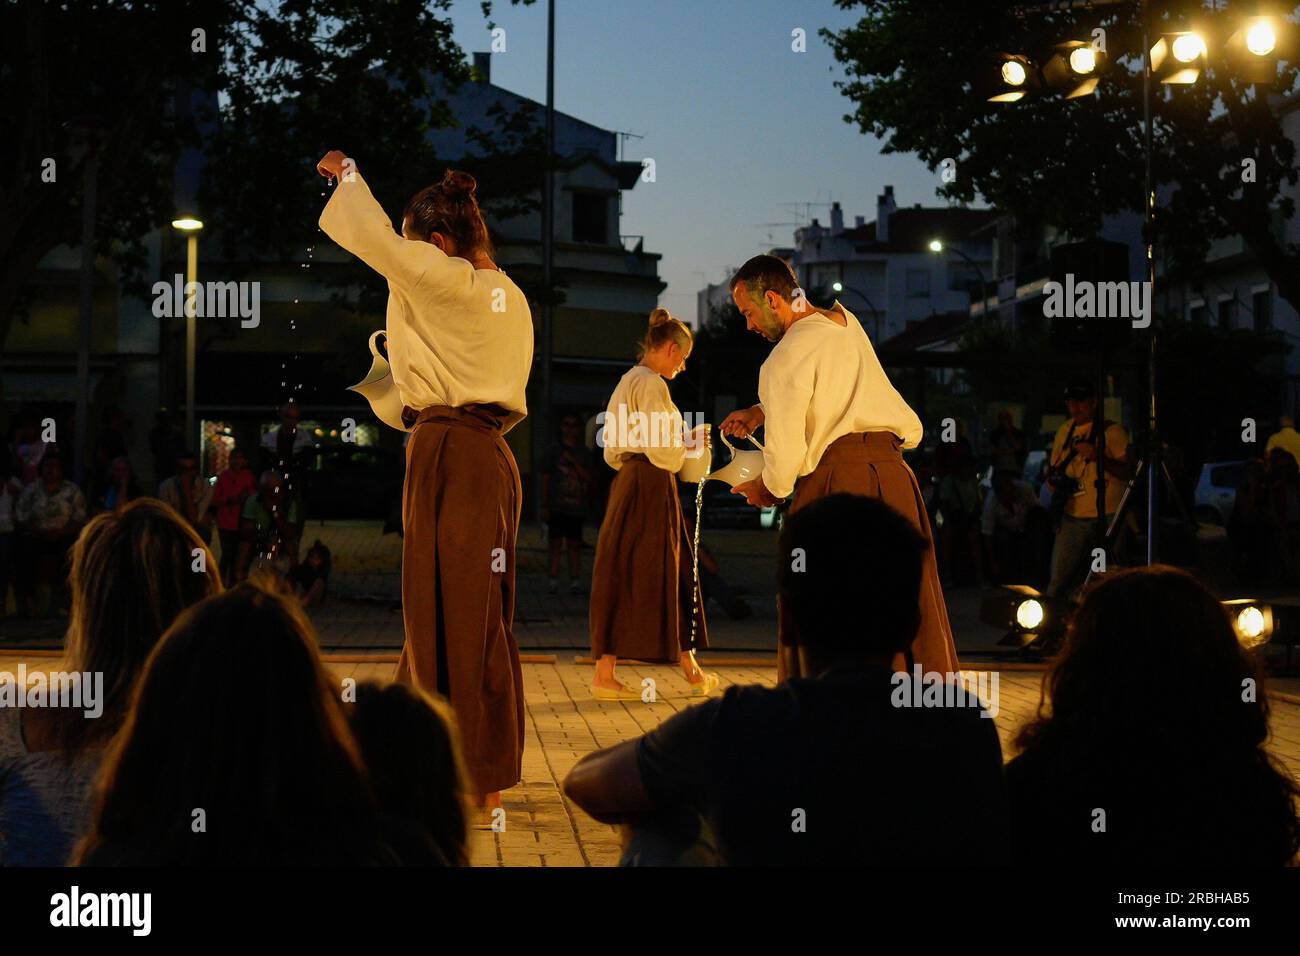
[905,269,931,297]
[1217,298,1234,330]
[1253,288,1272,332]
[571,192,609,244]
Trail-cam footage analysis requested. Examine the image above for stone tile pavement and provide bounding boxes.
[4,652,1299,866]
[286,657,1300,867]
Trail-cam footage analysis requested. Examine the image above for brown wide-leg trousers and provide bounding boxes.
[778,431,961,681]
[396,404,524,794]
[589,456,708,662]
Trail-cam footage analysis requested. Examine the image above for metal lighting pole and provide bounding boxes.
[1141,0,1159,564]
[537,0,556,519]
[172,217,204,453]
[930,239,991,317]
[186,233,198,449]
[832,281,883,341]
[74,139,100,489]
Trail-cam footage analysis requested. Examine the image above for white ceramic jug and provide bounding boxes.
[678,428,764,487]
[347,331,411,433]
[708,431,765,488]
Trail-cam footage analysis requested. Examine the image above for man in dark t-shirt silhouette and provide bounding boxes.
[563,493,1007,865]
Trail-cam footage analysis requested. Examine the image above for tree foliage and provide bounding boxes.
[0,0,536,345]
[823,1,1300,311]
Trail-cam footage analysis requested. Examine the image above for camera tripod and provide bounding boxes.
[1077,444,1198,595]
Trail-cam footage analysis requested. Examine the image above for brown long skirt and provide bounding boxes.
[395,404,524,795]
[589,456,708,662]
[778,431,961,681]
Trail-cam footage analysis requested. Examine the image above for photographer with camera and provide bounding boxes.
[1044,381,1131,599]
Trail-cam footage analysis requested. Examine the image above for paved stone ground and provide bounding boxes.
[7,651,1297,868]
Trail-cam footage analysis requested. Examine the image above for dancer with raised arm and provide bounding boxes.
[589,309,717,700]
[721,254,959,681]
[317,151,531,820]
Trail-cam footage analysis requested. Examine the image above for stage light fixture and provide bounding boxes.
[980,585,1060,649]
[1151,31,1207,84]
[1223,599,1274,649]
[983,54,1039,103]
[1043,40,1108,98]
[1227,16,1285,84]
[1015,597,1045,631]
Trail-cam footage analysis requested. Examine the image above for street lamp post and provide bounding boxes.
[831,280,883,341]
[171,217,204,453]
[928,239,991,318]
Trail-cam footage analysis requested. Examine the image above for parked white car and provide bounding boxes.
[1194,460,1247,525]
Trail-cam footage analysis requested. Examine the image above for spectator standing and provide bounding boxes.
[211,447,257,582]
[90,407,130,505]
[982,469,1046,585]
[1228,459,1276,585]
[260,402,314,538]
[96,456,142,513]
[15,454,87,616]
[1043,381,1131,599]
[541,413,594,596]
[934,419,984,586]
[157,451,213,542]
[235,470,302,582]
[1265,414,1300,470]
[1266,447,1300,581]
[989,410,1027,475]
[12,413,50,487]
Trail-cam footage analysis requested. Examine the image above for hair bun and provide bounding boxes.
[648,307,673,327]
[442,169,477,199]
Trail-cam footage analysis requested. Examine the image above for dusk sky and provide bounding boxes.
[444,0,965,323]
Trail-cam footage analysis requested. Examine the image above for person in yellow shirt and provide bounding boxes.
[1265,415,1300,469]
[1045,381,1131,598]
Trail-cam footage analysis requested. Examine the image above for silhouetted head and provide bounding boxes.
[348,680,471,866]
[63,498,221,752]
[777,494,927,673]
[76,582,382,865]
[1015,565,1300,865]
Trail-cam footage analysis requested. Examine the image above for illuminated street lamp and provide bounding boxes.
[928,239,991,316]
[171,216,204,452]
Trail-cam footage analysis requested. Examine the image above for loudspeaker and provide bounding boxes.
[1048,238,1134,351]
